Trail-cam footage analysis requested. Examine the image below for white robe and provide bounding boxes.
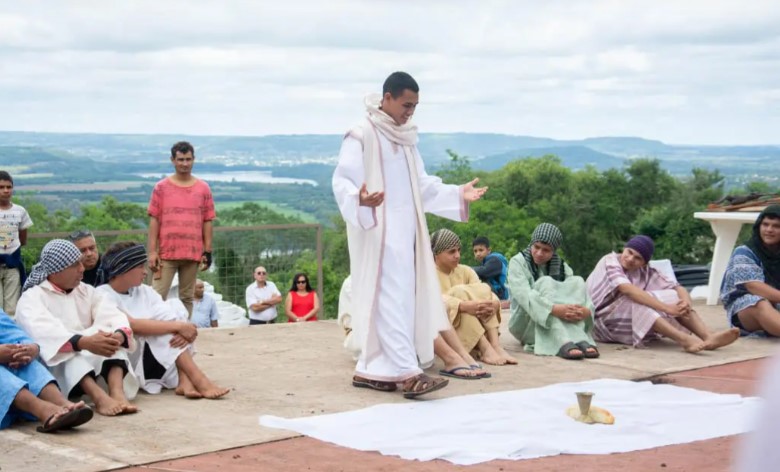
[15,281,139,399]
[96,284,190,394]
[332,122,466,382]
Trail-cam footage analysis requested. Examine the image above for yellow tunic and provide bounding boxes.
[436,264,501,351]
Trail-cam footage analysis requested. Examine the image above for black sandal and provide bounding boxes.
[352,376,397,392]
[557,342,584,360]
[576,341,600,359]
[36,406,94,433]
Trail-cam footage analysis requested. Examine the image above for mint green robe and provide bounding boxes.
[507,254,596,356]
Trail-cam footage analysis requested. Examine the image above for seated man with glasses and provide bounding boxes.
[245,266,282,325]
[68,230,103,287]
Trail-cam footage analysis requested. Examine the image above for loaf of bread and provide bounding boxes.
[565,404,615,425]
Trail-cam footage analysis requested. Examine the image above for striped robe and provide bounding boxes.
[586,253,687,347]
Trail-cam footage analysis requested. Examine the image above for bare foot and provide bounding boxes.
[175,386,203,399]
[480,347,507,366]
[681,336,706,353]
[119,402,138,414]
[197,383,231,399]
[110,393,138,415]
[93,396,124,416]
[494,345,518,365]
[39,405,69,425]
[62,400,87,412]
[176,372,204,399]
[462,352,480,367]
[703,328,740,351]
[175,386,204,399]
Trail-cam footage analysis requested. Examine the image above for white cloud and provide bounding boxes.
[0,0,778,144]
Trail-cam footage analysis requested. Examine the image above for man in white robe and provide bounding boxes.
[15,239,139,416]
[332,71,488,398]
[96,241,229,399]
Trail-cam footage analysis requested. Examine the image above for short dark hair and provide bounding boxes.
[382,72,419,99]
[472,236,490,248]
[0,171,13,186]
[104,240,141,259]
[171,141,195,159]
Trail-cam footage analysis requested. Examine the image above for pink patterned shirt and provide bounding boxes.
[148,178,215,261]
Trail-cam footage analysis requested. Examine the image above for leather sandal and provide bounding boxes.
[402,373,449,399]
[352,375,397,392]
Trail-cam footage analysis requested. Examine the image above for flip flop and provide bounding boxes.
[438,366,481,380]
[37,406,94,433]
[470,364,492,378]
[557,342,584,360]
[576,341,600,359]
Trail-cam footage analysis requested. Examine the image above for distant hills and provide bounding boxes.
[1,130,779,185]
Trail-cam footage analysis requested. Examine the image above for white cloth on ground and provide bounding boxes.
[260,378,761,466]
[97,284,191,394]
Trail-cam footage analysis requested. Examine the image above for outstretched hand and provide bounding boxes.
[359,183,384,207]
[462,178,488,202]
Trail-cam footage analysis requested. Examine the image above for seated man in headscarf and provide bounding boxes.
[15,239,139,416]
[721,205,780,336]
[338,275,490,379]
[507,223,598,360]
[431,228,518,366]
[1,310,94,432]
[587,235,739,352]
[96,241,229,399]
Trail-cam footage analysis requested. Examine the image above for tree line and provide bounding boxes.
[19,153,776,319]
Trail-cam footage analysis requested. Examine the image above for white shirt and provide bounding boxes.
[245,281,281,321]
[0,203,33,254]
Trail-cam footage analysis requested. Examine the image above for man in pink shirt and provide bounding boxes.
[147,141,215,316]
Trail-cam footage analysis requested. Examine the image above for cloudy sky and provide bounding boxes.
[1,1,778,144]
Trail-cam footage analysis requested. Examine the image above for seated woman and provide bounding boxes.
[721,205,780,336]
[1,310,93,433]
[587,235,739,352]
[507,223,598,360]
[96,241,229,399]
[337,275,489,379]
[284,272,320,322]
[431,228,518,366]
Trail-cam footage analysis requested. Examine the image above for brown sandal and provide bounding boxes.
[352,376,397,392]
[402,373,449,399]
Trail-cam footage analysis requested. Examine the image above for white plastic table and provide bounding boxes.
[694,211,759,305]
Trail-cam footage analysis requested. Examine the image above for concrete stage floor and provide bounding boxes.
[1,302,776,472]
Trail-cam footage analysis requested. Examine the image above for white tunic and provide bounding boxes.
[333,127,466,382]
[97,284,190,394]
[15,281,139,399]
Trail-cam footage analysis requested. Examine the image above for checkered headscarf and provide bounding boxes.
[531,223,563,249]
[522,223,566,282]
[23,239,83,292]
[431,228,461,255]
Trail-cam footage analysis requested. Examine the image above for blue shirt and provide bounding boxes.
[191,294,219,328]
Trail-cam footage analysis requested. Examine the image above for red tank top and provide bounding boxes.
[288,291,317,322]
